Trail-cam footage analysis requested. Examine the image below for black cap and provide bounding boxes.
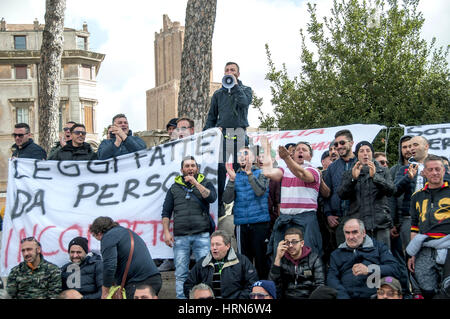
[166,118,178,130]
[68,236,89,254]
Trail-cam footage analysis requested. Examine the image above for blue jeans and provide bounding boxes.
[174,232,210,299]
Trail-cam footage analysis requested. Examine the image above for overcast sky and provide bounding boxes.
[1,0,449,134]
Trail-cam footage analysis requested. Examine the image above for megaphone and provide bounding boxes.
[222,74,235,92]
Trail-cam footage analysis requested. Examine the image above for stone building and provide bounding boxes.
[0,19,105,205]
[146,15,221,133]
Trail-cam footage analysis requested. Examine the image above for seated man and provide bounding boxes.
[183,230,258,299]
[269,227,325,299]
[7,237,61,299]
[189,283,215,299]
[376,276,403,299]
[60,236,103,299]
[327,218,401,299]
[250,280,276,299]
[134,284,158,299]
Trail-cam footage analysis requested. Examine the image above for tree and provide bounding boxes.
[178,0,217,130]
[38,0,66,153]
[262,0,449,129]
[261,0,449,164]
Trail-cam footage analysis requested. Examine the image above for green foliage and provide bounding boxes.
[260,0,449,133]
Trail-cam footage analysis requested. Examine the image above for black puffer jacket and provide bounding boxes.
[11,139,47,160]
[338,160,395,230]
[183,248,258,299]
[48,140,97,161]
[269,246,325,299]
[61,252,103,299]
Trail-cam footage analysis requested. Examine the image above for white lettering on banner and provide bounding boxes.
[0,128,221,276]
[0,124,386,276]
[405,123,450,157]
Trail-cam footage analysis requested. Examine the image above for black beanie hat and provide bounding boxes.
[354,141,374,156]
[68,236,89,254]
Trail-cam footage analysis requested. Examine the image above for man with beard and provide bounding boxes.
[269,227,325,299]
[223,146,271,279]
[327,219,401,299]
[7,237,61,299]
[262,140,322,258]
[60,237,103,299]
[323,130,357,245]
[162,156,217,299]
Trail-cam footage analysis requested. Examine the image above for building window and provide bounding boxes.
[15,65,27,79]
[16,106,30,124]
[14,35,26,49]
[80,64,92,80]
[77,36,87,50]
[84,105,94,133]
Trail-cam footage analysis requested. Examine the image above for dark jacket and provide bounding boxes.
[48,140,97,161]
[183,248,258,299]
[223,166,270,225]
[61,252,103,299]
[100,226,159,287]
[388,134,414,224]
[269,246,325,299]
[97,130,146,160]
[327,236,401,299]
[203,79,252,130]
[11,138,47,160]
[338,160,395,230]
[323,156,358,217]
[410,181,450,236]
[161,174,217,236]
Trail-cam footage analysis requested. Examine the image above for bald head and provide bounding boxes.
[410,136,429,162]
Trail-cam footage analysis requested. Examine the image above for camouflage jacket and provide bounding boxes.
[7,256,62,299]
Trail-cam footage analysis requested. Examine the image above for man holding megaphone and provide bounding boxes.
[203,62,253,232]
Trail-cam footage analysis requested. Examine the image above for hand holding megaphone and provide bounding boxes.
[222,74,237,92]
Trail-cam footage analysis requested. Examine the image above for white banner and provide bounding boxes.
[404,123,450,158]
[248,123,386,168]
[0,128,221,276]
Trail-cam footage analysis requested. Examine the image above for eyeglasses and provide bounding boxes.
[12,133,27,138]
[72,131,87,136]
[176,126,191,131]
[20,236,41,247]
[285,240,301,246]
[250,293,269,299]
[333,140,348,147]
[377,289,398,298]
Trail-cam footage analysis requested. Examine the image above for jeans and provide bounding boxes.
[174,232,210,299]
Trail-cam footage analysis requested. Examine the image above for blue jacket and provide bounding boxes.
[61,252,103,299]
[323,156,357,217]
[11,138,47,160]
[97,130,146,160]
[223,167,270,225]
[100,226,159,287]
[327,236,401,299]
[203,80,252,130]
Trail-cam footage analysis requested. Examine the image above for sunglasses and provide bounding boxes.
[237,150,249,157]
[334,140,348,147]
[378,160,389,165]
[196,296,214,299]
[73,130,87,136]
[63,127,71,131]
[250,293,269,299]
[20,236,41,247]
[12,133,27,138]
